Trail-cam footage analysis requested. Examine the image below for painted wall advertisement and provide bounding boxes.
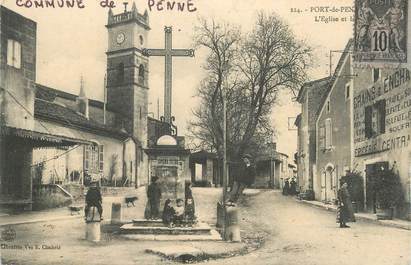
[354,68,410,157]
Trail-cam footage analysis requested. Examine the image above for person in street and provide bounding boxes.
[289,178,297,196]
[283,179,290,195]
[185,181,195,213]
[173,198,185,226]
[162,199,175,227]
[85,180,103,221]
[227,153,256,205]
[337,178,356,228]
[184,198,196,226]
[147,176,162,220]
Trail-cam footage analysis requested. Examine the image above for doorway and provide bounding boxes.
[365,161,389,213]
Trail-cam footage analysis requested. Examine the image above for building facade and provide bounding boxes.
[353,67,411,219]
[315,40,353,203]
[295,77,331,193]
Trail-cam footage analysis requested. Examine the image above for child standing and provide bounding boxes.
[173,198,185,226]
[184,198,196,226]
[162,199,175,227]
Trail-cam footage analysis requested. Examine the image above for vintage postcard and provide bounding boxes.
[0,0,410,265]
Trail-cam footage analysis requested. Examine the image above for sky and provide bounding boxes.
[2,0,354,159]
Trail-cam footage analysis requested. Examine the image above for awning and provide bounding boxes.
[0,126,94,148]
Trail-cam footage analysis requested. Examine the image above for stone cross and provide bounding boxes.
[143,26,194,124]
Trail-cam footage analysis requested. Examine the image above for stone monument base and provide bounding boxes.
[119,219,221,241]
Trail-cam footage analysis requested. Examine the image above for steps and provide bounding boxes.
[131,219,166,227]
[120,221,212,235]
[119,219,222,241]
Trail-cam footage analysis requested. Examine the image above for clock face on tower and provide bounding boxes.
[116,33,125,44]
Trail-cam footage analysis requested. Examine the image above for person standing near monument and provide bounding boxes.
[162,199,175,227]
[84,181,103,221]
[147,176,162,220]
[227,154,256,205]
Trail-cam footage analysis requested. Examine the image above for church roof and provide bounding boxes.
[34,99,129,140]
[35,84,106,109]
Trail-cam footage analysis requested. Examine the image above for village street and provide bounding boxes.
[1,189,410,265]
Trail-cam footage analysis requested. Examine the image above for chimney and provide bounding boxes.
[77,76,89,119]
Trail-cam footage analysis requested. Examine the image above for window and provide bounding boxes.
[345,83,350,99]
[326,100,331,113]
[138,64,145,84]
[365,99,386,138]
[373,68,381,83]
[325,118,332,149]
[84,146,90,171]
[84,144,104,173]
[117,63,124,84]
[130,161,133,174]
[319,124,325,150]
[99,145,104,172]
[7,39,21,68]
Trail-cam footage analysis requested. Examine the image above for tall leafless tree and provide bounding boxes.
[188,13,311,161]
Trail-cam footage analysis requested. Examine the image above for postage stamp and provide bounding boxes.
[354,0,408,64]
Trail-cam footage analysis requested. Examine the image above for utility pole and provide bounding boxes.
[157,97,160,120]
[221,79,228,239]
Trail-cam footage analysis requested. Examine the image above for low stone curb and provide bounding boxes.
[297,199,411,231]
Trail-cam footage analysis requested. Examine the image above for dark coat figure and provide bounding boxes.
[85,183,103,220]
[283,180,290,195]
[337,181,356,228]
[184,198,196,225]
[289,179,297,195]
[173,199,185,226]
[228,154,256,204]
[147,177,162,219]
[162,199,175,226]
[185,182,195,213]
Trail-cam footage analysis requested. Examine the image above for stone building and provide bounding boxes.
[315,40,354,203]
[295,77,331,194]
[0,6,93,210]
[189,150,220,186]
[254,143,289,189]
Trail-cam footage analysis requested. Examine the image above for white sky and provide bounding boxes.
[2,0,354,158]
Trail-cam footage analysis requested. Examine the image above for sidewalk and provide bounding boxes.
[0,207,82,226]
[297,199,411,231]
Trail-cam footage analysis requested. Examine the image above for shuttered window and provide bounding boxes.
[377,100,386,134]
[319,125,325,150]
[365,105,373,138]
[325,118,332,149]
[7,39,21,69]
[364,100,386,139]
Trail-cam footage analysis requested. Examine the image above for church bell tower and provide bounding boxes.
[106,3,149,146]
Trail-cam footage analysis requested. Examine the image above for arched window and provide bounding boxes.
[138,64,145,84]
[117,63,124,84]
